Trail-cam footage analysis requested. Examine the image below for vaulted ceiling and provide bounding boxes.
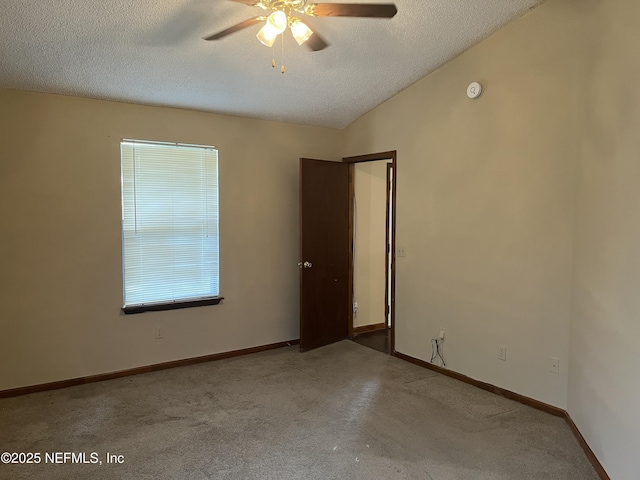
[0,0,545,128]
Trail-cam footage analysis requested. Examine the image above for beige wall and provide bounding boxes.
[353,161,389,328]
[345,0,640,476]
[0,89,344,391]
[344,0,587,410]
[569,0,640,478]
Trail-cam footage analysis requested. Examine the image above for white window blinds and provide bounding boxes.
[120,140,219,308]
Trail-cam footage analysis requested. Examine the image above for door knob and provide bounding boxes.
[298,261,313,269]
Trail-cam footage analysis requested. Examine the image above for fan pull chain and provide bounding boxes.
[271,38,276,69]
[281,33,285,74]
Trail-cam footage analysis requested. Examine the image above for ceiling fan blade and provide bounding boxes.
[204,16,265,41]
[307,3,397,18]
[306,31,329,51]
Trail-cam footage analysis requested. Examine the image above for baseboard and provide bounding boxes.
[393,351,610,480]
[564,412,611,480]
[393,351,564,416]
[352,323,387,335]
[0,339,300,399]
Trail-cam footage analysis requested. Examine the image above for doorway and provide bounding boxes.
[348,160,393,353]
[345,152,396,355]
[298,151,396,354]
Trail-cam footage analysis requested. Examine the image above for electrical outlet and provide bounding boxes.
[439,328,445,340]
[498,345,507,361]
[550,357,560,374]
[155,327,164,340]
[397,246,407,257]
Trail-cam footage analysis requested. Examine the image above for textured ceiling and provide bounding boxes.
[0,0,545,128]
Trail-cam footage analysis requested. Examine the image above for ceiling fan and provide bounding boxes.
[204,1,398,52]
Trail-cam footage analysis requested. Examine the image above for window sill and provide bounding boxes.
[122,297,224,315]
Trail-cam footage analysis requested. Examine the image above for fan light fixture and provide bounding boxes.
[256,10,314,48]
[204,1,398,73]
[290,18,313,45]
[267,10,288,33]
[257,23,279,47]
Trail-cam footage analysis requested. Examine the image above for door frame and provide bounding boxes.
[343,151,397,354]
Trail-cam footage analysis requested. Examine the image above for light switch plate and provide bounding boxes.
[498,345,507,361]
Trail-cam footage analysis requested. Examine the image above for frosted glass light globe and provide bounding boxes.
[267,11,287,34]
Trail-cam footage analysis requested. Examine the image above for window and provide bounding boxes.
[120,140,221,314]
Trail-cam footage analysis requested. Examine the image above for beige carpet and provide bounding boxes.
[0,341,598,479]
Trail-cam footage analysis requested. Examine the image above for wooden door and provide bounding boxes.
[299,158,350,351]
